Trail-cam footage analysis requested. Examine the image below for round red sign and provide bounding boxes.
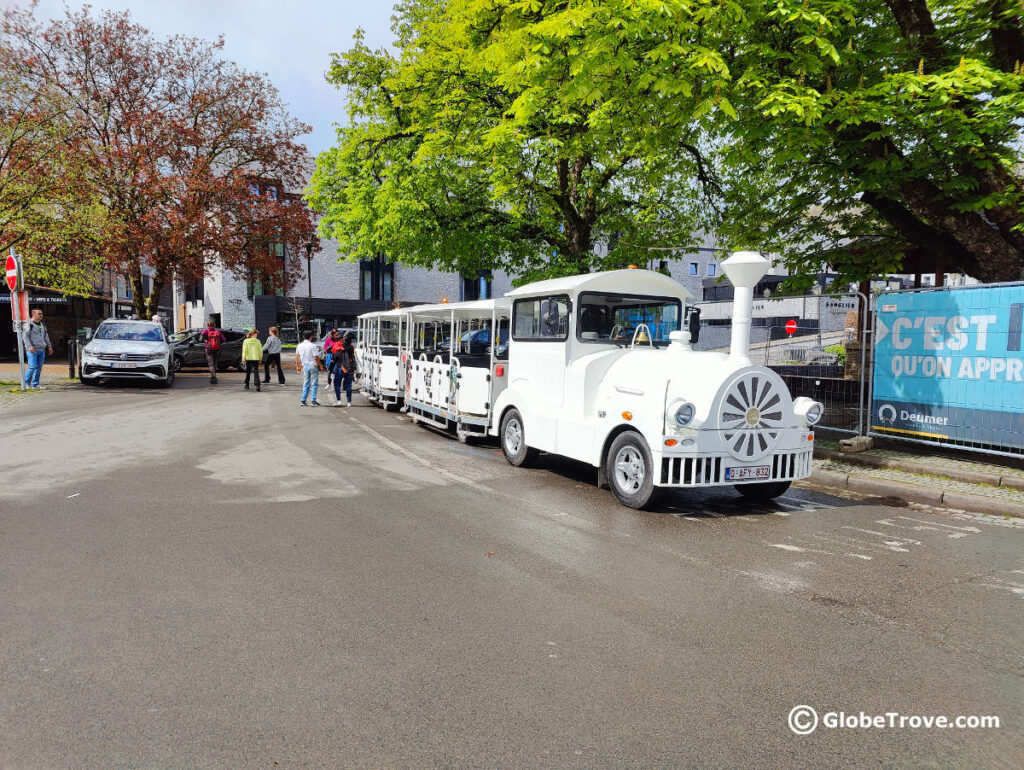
[5,254,18,291]
[785,319,797,335]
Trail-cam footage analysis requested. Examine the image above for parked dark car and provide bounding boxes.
[169,328,247,372]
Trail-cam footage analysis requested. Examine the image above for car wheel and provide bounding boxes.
[172,356,184,373]
[161,368,175,388]
[734,480,791,502]
[500,408,538,467]
[79,375,98,386]
[606,431,656,509]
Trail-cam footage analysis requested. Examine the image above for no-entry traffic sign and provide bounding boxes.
[5,252,22,291]
[785,318,797,335]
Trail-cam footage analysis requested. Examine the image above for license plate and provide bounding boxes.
[111,361,137,369]
[725,465,771,481]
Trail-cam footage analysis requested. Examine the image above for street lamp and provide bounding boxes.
[304,241,313,318]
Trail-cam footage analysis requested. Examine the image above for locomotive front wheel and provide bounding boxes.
[500,408,538,467]
[734,480,791,502]
[606,432,656,509]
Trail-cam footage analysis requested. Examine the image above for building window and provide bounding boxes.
[689,262,698,275]
[461,271,492,301]
[184,280,204,303]
[707,263,716,277]
[359,255,394,301]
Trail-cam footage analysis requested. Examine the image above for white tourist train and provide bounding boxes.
[357,251,822,508]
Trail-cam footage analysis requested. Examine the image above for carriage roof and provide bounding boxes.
[504,269,692,302]
[405,298,511,320]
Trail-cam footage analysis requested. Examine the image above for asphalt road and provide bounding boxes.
[1,372,1021,768]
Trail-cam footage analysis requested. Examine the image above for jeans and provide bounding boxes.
[244,360,261,389]
[334,370,353,403]
[301,364,319,403]
[24,349,45,387]
[263,353,285,383]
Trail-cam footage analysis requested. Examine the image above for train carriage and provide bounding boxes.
[357,309,405,409]
[403,299,511,443]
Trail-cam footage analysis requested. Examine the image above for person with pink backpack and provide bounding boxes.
[200,320,225,384]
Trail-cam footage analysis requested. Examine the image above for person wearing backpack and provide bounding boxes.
[200,320,225,384]
[333,333,359,407]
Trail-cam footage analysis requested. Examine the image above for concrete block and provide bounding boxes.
[839,436,874,453]
[808,469,850,490]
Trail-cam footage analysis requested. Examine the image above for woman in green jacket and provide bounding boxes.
[242,329,263,392]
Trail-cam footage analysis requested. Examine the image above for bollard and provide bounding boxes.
[68,339,77,378]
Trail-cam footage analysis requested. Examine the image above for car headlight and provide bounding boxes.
[793,396,824,426]
[148,351,167,360]
[667,400,696,427]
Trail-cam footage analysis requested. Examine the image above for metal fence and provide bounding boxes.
[695,291,870,435]
[867,281,1024,459]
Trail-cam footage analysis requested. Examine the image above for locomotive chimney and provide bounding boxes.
[720,250,770,365]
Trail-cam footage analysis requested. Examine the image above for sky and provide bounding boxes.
[2,0,398,156]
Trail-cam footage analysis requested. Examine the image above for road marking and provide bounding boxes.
[842,526,921,546]
[771,543,806,552]
[892,515,982,533]
[349,415,492,492]
[808,533,909,553]
[846,553,873,560]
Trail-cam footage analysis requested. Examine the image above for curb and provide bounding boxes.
[815,446,1024,492]
[808,469,1024,518]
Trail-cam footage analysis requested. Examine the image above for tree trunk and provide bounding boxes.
[129,264,146,318]
[984,0,1024,72]
[144,265,168,319]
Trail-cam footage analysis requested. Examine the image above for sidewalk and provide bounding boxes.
[0,362,76,408]
[808,438,1024,517]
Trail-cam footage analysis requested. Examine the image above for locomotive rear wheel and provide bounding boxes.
[734,480,791,502]
[500,408,538,467]
[606,432,656,509]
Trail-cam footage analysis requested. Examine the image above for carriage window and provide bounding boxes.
[513,296,569,341]
[380,320,400,346]
[577,293,681,346]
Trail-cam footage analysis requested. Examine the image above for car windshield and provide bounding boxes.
[577,294,681,346]
[95,323,164,342]
[168,331,195,343]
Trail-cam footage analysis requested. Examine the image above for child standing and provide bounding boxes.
[242,329,263,391]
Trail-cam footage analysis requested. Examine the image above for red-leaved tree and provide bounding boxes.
[3,6,317,317]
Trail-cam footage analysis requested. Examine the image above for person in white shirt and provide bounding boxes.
[294,331,323,406]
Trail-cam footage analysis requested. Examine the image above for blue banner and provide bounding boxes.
[871,285,1024,452]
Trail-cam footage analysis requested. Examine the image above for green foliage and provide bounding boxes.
[308,0,739,281]
[714,0,1024,284]
[824,343,848,367]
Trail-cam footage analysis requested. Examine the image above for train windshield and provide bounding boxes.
[577,293,681,346]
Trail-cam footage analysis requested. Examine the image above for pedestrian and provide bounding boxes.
[295,330,322,406]
[324,329,339,385]
[333,333,359,407]
[263,326,286,384]
[22,308,53,390]
[200,319,225,384]
[242,329,263,391]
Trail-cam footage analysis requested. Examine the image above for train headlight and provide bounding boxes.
[794,397,824,426]
[668,400,696,428]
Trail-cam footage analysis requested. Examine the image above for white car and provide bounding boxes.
[79,319,174,387]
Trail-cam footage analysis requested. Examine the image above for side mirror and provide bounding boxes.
[687,307,701,345]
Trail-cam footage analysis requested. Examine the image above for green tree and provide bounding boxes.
[308,0,739,282]
[715,0,1024,287]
